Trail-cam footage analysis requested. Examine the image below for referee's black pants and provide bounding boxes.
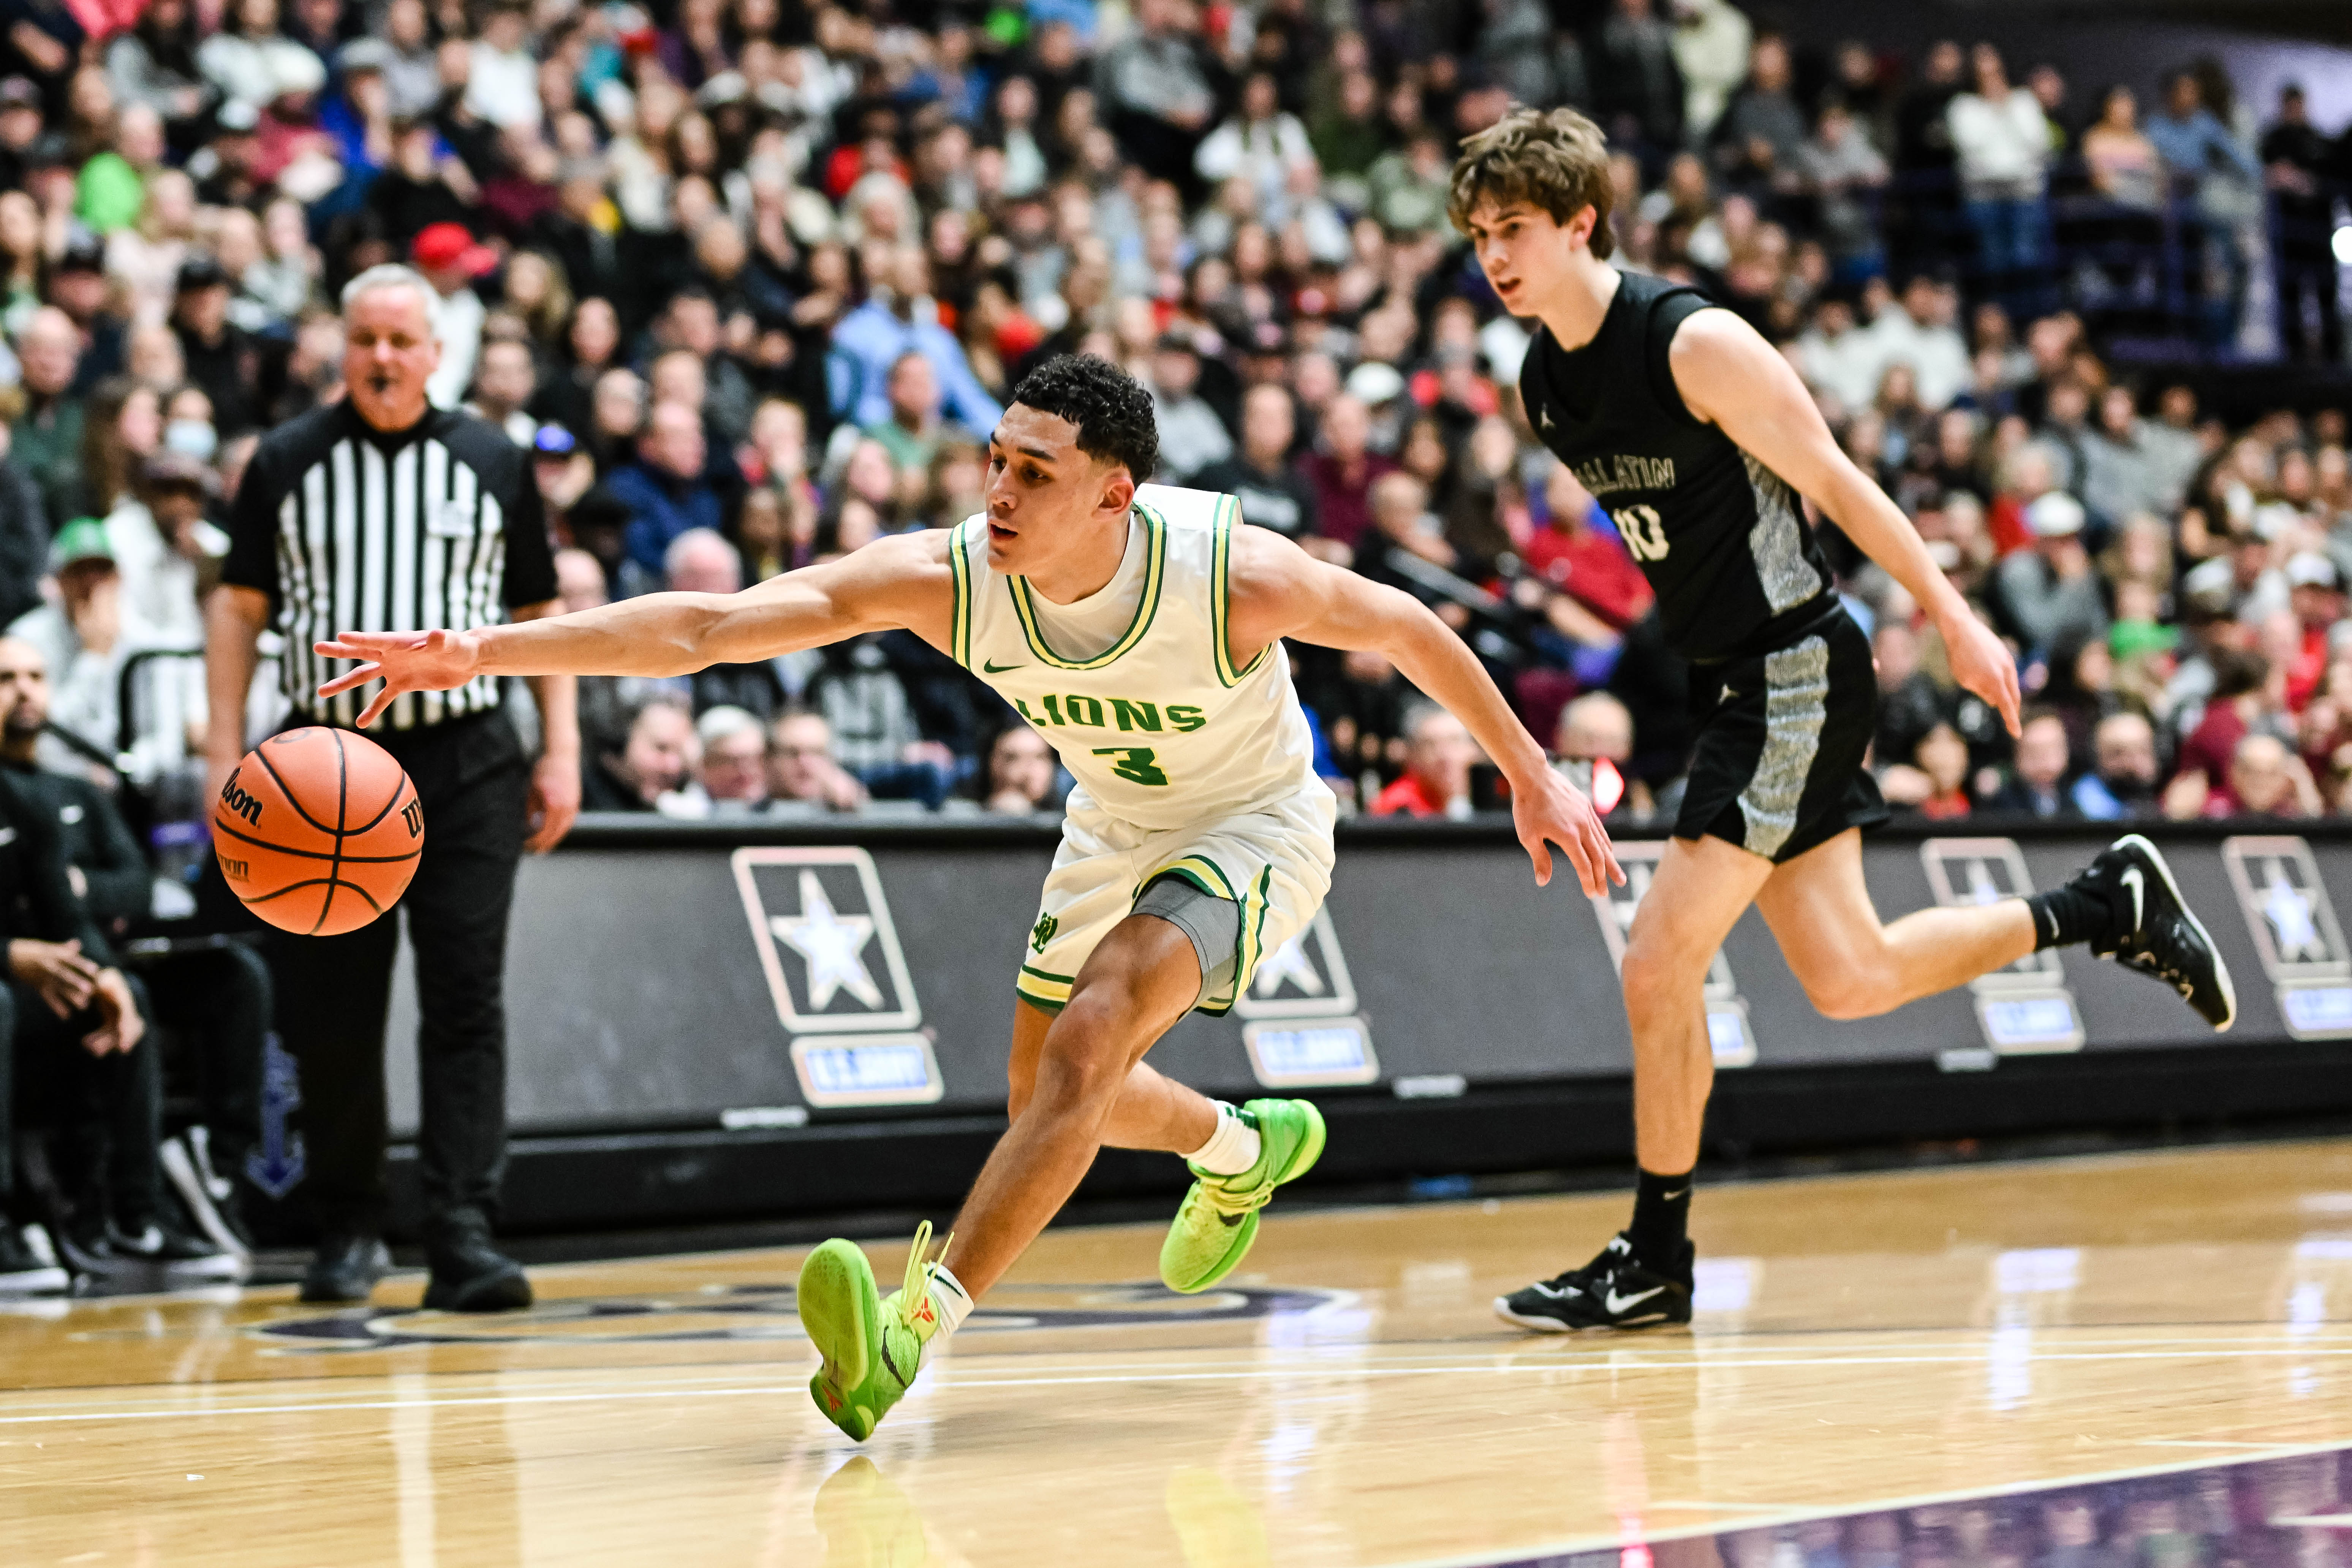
[271,712,528,1236]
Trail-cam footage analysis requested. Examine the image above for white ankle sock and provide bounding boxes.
[924,1264,974,1336]
[1183,1103,1262,1176]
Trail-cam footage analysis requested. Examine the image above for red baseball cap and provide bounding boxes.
[411,223,497,277]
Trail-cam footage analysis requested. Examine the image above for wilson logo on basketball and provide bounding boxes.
[218,769,264,826]
[217,727,424,938]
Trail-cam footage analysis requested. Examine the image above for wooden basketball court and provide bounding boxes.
[9,1139,2352,1566]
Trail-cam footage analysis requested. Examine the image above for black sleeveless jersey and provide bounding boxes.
[1519,270,1835,661]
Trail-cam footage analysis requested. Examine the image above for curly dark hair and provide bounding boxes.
[1007,354,1159,481]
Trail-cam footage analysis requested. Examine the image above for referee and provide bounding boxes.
[204,264,579,1312]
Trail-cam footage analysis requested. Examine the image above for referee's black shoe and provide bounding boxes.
[2077,834,2237,1030]
[422,1210,531,1313]
[1493,1232,1694,1332]
[302,1231,392,1303]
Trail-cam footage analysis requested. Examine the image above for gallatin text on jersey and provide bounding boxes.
[1572,454,1679,496]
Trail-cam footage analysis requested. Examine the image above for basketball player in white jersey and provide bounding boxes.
[314,354,1623,1442]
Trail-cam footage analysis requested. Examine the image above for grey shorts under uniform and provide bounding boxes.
[1133,873,1242,1008]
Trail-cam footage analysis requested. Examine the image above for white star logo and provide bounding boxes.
[2264,870,2327,963]
[1613,861,1653,938]
[770,870,884,1010]
[1251,934,1325,998]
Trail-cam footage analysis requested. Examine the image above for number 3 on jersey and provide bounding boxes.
[1091,746,1170,786]
[1609,503,1670,562]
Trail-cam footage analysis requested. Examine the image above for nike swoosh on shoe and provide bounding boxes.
[1604,1286,1665,1313]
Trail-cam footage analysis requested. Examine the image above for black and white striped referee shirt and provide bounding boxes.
[223,402,557,731]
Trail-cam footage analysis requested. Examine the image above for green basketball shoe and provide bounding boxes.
[799,1221,952,1442]
[1158,1098,1326,1294]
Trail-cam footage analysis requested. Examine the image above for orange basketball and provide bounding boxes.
[212,727,424,936]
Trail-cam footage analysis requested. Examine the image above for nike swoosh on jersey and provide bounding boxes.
[1604,1285,1666,1313]
[981,658,1025,674]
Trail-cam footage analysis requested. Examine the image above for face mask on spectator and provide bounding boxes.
[165,420,218,461]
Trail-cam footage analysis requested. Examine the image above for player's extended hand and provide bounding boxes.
[1939,607,2023,739]
[314,628,487,728]
[1511,765,1625,897]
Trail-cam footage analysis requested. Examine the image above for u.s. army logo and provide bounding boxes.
[1234,907,1357,1019]
[731,847,921,1033]
[1235,908,1375,1087]
[2223,836,2352,1039]
[1592,842,1755,1066]
[2224,837,2347,977]
[1922,839,2083,1053]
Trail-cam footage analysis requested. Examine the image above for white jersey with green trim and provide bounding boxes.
[948,483,1329,831]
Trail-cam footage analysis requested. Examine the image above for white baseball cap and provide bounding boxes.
[2025,491,2086,538]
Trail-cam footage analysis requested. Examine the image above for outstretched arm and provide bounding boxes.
[1226,527,1623,896]
[316,532,956,728]
[1668,307,2023,737]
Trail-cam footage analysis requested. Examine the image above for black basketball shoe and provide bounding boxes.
[2071,834,2236,1030]
[422,1210,532,1313]
[302,1232,392,1303]
[103,1219,247,1281]
[1493,1232,1694,1332]
[0,1221,67,1295]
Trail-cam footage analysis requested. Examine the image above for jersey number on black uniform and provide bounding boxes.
[1609,505,1671,563]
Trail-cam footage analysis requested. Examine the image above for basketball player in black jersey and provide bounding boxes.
[1454,108,2237,1332]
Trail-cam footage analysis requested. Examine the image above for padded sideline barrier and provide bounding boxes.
[355,817,2352,1233]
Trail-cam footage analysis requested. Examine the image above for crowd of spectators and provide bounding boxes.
[1705,1451,2352,1568]
[1,0,2351,843]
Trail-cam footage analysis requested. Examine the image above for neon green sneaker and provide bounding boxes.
[799,1221,952,1442]
[1158,1098,1325,1294]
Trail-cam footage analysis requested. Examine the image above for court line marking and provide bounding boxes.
[12,1323,2352,1410]
[17,1318,2347,1401]
[14,1328,2352,1404]
[0,1383,799,1424]
[1377,1435,2352,1568]
[16,1337,2352,1424]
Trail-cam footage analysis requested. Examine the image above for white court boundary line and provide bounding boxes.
[17,1337,2352,1423]
[23,1324,2352,1407]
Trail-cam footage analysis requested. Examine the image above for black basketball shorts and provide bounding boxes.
[1675,603,1890,865]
